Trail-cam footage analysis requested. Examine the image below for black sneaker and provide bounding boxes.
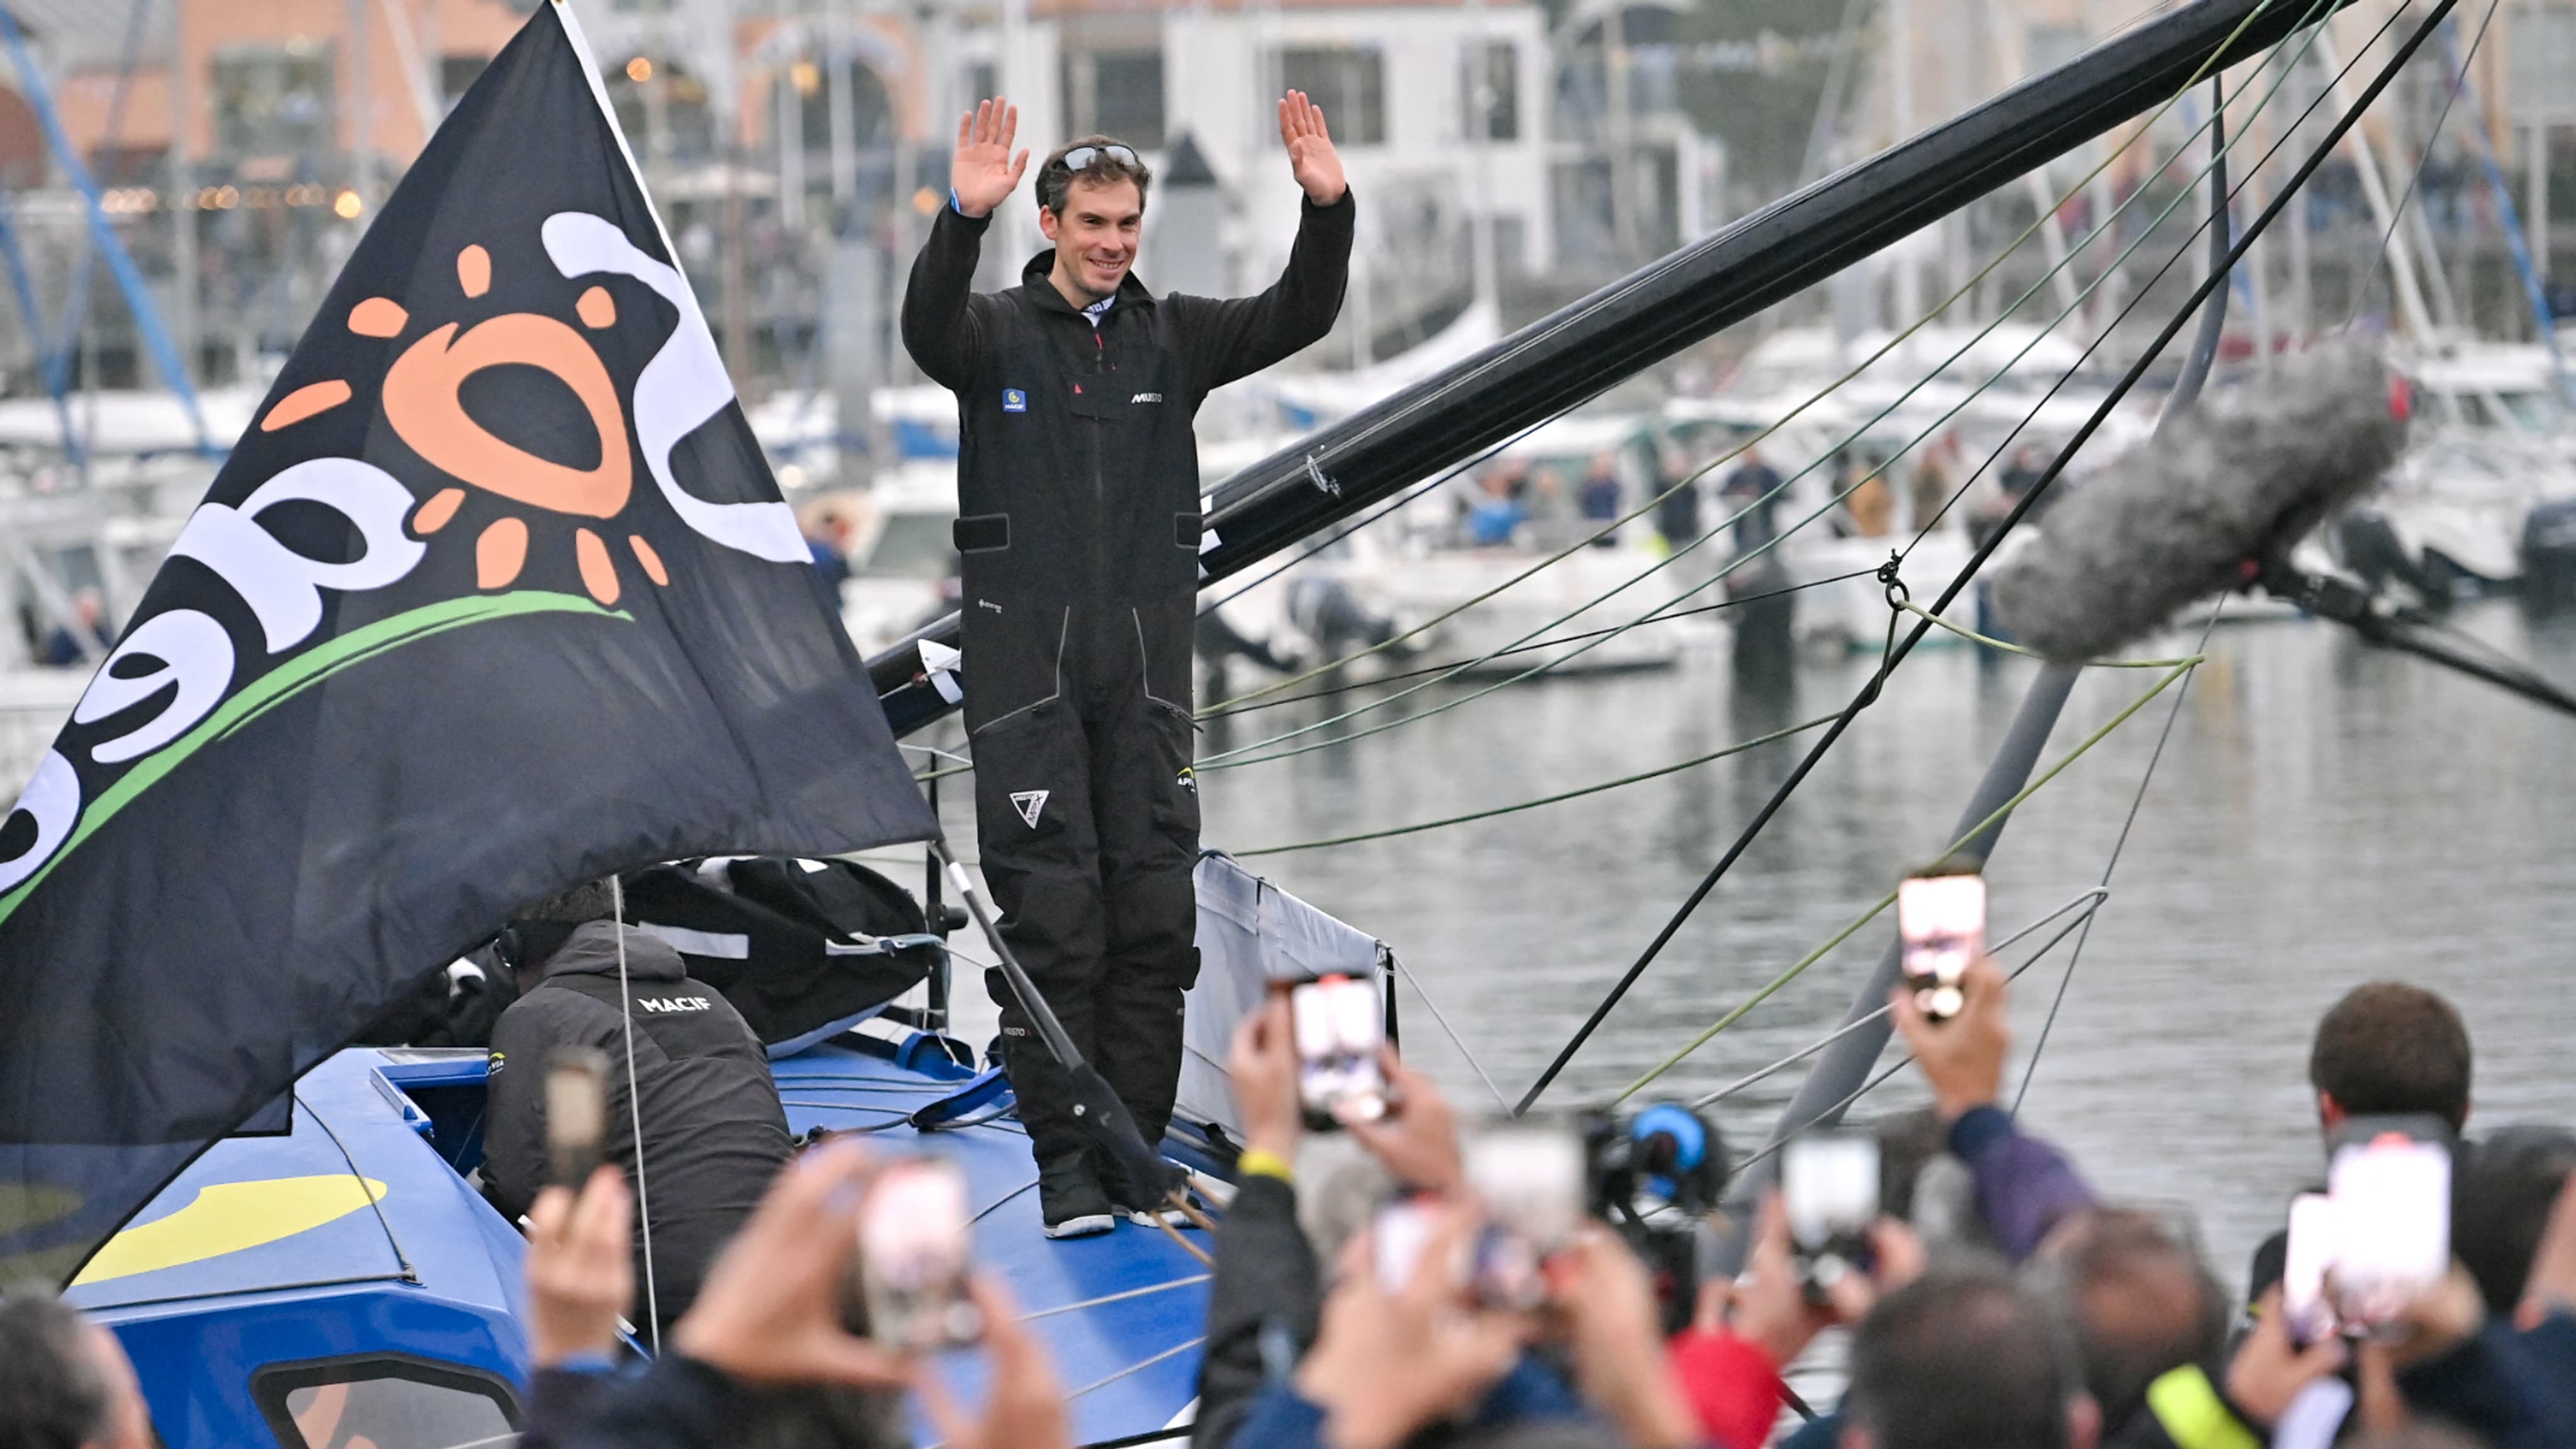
[1039,1154,1116,1239]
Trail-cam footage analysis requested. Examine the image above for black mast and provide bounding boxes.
[868,0,2355,736]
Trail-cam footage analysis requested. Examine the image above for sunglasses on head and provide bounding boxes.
[1056,143,1141,172]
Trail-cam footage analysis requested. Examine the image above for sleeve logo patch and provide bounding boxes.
[1002,388,1028,413]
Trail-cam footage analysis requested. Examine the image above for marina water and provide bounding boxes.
[1187,605,2576,1289]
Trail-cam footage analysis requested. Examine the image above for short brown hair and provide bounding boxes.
[2309,982,2472,1131]
[1036,135,1151,215]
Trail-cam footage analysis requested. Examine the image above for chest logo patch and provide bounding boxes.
[1002,388,1028,413]
[1009,789,1050,828]
[1132,392,1163,405]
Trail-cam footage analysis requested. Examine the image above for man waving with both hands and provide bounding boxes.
[900,95,1352,1237]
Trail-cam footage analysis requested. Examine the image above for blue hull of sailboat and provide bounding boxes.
[67,1026,1207,1446]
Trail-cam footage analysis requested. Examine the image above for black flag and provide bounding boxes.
[0,1,935,1280]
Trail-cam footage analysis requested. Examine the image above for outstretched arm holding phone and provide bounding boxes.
[1895,956,2097,1262]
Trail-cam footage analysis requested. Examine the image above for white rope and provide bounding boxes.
[612,874,662,1351]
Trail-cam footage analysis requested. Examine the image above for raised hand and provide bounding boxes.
[668,1138,917,1389]
[1278,91,1347,205]
[524,1165,634,1367]
[951,99,1029,219]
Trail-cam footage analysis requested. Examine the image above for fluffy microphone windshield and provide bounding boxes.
[1985,338,2407,663]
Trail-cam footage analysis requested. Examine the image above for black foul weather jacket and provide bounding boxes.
[898,194,1353,1190]
[900,193,1355,617]
[484,922,792,1327]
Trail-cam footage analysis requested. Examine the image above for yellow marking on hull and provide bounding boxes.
[72,1175,389,1285]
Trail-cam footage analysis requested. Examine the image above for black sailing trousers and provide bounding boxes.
[966,593,1201,1180]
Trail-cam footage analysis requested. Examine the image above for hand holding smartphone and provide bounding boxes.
[1898,870,1985,1023]
[1782,1131,1880,1302]
[545,1047,611,1189]
[1291,975,1388,1129]
[2322,1117,2453,1335]
[857,1157,983,1351]
[1462,1124,1588,1309]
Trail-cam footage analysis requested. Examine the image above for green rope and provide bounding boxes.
[1190,0,2293,720]
[1198,568,1875,720]
[1229,713,1838,859]
[1895,600,2207,668]
[1195,9,2332,771]
[1610,652,2204,1104]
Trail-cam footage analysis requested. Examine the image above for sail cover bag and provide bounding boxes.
[620,856,942,1046]
[1177,851,1385,1140]
[0,1,935,1282]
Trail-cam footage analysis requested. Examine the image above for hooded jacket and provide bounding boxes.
[484,921,792,1318]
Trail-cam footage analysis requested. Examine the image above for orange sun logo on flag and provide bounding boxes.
[252,240,669,607]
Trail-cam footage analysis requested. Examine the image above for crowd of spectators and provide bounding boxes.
[8,961,2575,1449]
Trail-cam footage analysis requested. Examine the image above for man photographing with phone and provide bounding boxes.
[902,96,1353,1237]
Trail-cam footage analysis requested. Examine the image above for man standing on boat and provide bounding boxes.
[902,96,1352,1236]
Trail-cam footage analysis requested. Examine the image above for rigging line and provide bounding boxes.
[1197,569,1878,720]
[1065,1337,1207,1402]
[1687,887,2112,1109]
[1200,15,2341,769]
[1387,957,1515,1112]
[2348,0,2503,328]
[1197,0,2295,717]
[1197,427,1537,618]
[1229,713,1837,858]
[1610,656,2201,1105]
[899,742,972,766]
[1017,1275,1214,1322]
[1203,114,2328,785]
[293,1090,417,1282]
[1521,0,2458,1117]
[1727,905,2114,1174]
[1897,0,2410,554]
[2011,598,2229,1114]
[610,875,661,1353]
[1895,600,2204,667]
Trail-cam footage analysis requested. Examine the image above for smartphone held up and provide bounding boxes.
[1898,868,1985,1022]
[1783,1131,1879,1302]
[2281,1116,2455,1343]
[1291,974,1388,1129]
[857,1156,983,1352]
[546,1047,611,1189]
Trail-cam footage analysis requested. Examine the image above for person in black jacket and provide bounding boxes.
[484,883,793,1334]
[900,94,1353,1235]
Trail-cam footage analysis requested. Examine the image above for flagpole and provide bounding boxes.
[610,875,662,1351]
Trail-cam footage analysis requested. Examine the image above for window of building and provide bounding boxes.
[1061,47,1165,148]
[252,1355,518,1449]
[211,42,337,160]
[1460,40,1518,142]
[965,61,997,106]
[1277,46,1385,145]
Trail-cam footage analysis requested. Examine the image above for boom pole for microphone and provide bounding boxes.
[2257,559,2576,718]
